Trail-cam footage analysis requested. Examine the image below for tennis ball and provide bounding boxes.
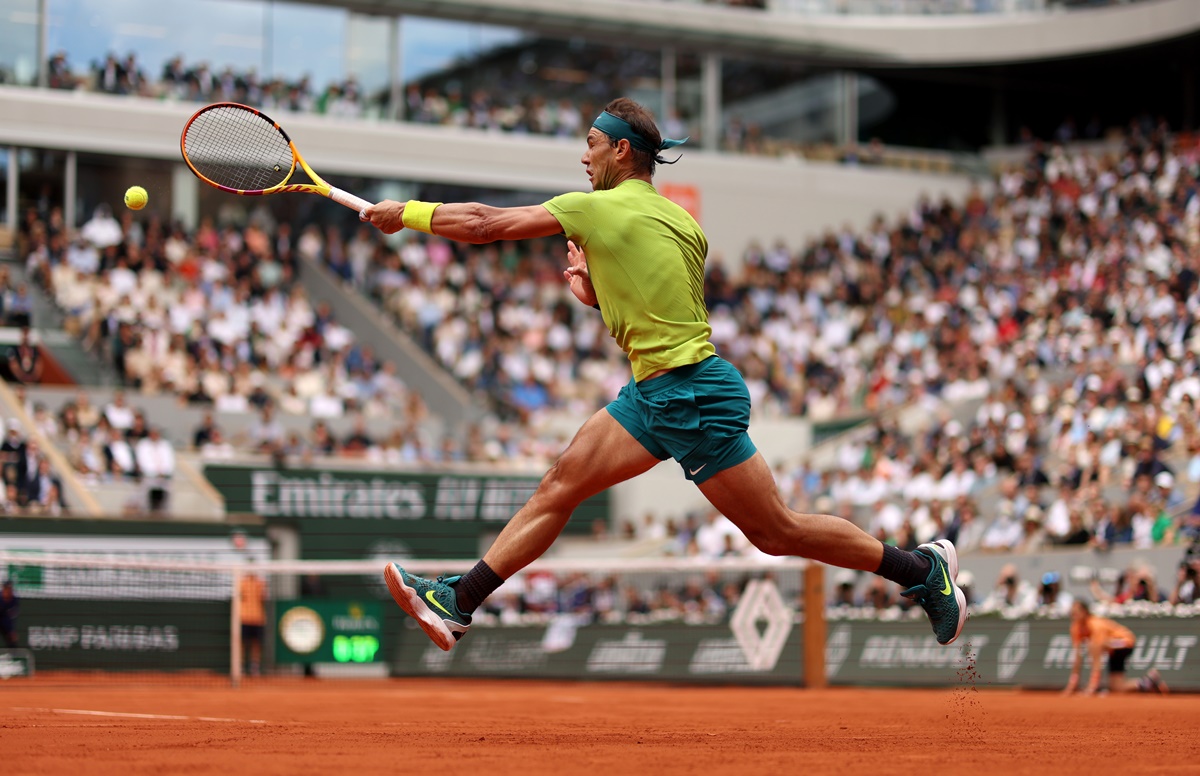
[124,185,148,211]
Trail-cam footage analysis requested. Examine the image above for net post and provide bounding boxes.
[802,562,826,689]
[230,568,243,688]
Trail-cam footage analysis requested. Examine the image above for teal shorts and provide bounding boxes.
[606,355,757,484]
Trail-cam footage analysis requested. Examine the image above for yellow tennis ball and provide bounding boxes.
[124,186,148,211]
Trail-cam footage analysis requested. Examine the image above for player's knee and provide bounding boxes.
[535,458,582,510]
[745,526,794,557]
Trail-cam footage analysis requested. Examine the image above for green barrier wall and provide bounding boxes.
[390,621,806,685]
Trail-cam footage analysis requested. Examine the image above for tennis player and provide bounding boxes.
[361,97,966,652]
[1063,600,1168,695]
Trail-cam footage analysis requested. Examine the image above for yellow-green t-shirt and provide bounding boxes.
[543,179,715,381]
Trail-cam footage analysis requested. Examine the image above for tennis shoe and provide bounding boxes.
[384,563,471,651]
[901,539,968,646]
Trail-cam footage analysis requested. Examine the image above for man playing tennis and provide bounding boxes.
[361,98,966,651]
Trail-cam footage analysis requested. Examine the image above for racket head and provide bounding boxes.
[181,103,322,196]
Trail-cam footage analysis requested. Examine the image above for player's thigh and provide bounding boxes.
[696,451,793,541]
[540,408,662,504]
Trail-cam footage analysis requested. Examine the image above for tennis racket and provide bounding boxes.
[180,102,373,214]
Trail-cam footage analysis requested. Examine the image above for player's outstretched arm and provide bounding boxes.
[562,240,597,308]
[363,200,562,244]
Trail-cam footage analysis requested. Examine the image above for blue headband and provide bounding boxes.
[592,111,688,164]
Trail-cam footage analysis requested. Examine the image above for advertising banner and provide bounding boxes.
[204,465,610,560]
[824,616,1200,691]
[19,600,229,672]
[275,600,383,665]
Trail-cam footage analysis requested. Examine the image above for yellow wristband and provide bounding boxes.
[401,200,442,234]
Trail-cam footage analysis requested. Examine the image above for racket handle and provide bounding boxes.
[328,187,374,214]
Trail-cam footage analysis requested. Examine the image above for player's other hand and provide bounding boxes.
[361,200,405,234]
[563,240,597,308]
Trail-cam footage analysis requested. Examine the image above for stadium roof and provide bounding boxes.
[288,0,1200,66]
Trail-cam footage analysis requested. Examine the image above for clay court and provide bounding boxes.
[4,679,1197,775]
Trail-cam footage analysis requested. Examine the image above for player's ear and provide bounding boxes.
[615,138,631,159]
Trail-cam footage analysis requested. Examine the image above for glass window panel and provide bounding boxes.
[265,1,342,88]
[46,0,267,92]
[401,18,524,82]
[0,0,40,86]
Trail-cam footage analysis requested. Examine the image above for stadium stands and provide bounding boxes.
[13,110,1198,618]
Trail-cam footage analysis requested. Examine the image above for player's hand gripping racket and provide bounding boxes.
[180,102,373,215]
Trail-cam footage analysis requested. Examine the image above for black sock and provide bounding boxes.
[453,560,504,614]
[875,544,933,589]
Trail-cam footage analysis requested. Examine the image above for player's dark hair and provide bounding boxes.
[603,98,661,177]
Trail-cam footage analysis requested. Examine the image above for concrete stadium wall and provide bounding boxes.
[335,0,1200,66]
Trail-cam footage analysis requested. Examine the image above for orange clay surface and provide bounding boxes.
[3,679,1198,776]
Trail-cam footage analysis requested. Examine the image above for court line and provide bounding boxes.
[11,707,269,724]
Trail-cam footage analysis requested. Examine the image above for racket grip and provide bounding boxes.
[328,187,374,214]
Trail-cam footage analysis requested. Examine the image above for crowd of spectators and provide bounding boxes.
[0,405,65,516]
[343,121,1198,446]
[23,203,414,421]
[18,197,578,468]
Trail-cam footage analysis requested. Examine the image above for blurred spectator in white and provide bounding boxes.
[135,427,175,514]
[867,497,905,542]
[102,420,137,478]
[980,503,1023,552]
[79,204,123,249]
[694,510,738,560]
[73,392,101,428]
[200,428,236,460]
[0,483,20,513]
[1154,471,1185,513]
[29,402,57,439]
[249,405,285,453]
[979,564,1038,618]
[1044,481,1074,541]
[67,427,104,479]
[957,570,976,608]
[103,390,135,432]
[1015,505,1050,554]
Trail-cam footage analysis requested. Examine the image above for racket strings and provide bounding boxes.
[183,106,294,191]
